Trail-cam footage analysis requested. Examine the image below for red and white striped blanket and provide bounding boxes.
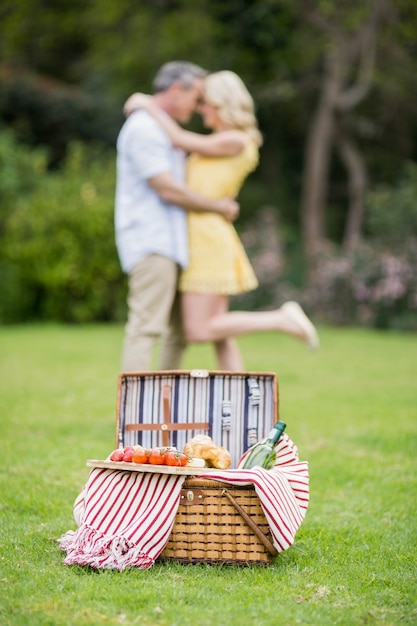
[59,434,309,570]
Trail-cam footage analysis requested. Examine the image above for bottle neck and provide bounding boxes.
[266,421,286,445]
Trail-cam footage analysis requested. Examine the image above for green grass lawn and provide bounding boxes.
[0,323,416,626]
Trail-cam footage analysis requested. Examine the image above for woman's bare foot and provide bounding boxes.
[278,301,319,350]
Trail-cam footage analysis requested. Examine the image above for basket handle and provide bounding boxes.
[221,488,278,557]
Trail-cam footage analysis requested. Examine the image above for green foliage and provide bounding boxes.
[0,324,416,625]
[0,135,126,323]
[302,162,417,330]
[0,0,91,82]
[366,161,417,245]
[0,75,121,167]
[0,128,47,201]
[0,131,48,320]
[207,0,298,80]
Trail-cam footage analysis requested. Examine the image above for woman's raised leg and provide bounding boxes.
[182,293,319,350]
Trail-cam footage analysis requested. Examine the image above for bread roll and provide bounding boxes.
[184,435,231,470]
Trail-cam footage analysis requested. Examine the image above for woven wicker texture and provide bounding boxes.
[161,477,274,565]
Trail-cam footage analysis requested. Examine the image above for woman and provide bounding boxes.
[125,71,319,370]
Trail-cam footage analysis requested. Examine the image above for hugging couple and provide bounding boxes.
[115,61,319,373]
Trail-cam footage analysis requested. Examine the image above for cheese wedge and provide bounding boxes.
[186,457,206,468]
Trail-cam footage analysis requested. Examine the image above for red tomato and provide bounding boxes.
[132,447,149,464]
[148,448,167,465]
[122,446,135,462]
[165,450,183,467]
[179,453,190,467]
[110,449,124,462]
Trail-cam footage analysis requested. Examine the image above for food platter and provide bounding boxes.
[86,459,217,476]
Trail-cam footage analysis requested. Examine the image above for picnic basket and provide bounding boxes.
[160,477,277,565]
[116,369,279,565]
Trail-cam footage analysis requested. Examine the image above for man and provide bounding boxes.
[115,61,239,371]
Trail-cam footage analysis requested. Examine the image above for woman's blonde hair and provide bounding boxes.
[204,71,263,146]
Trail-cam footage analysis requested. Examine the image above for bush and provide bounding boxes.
[305,163,417,330]
[305,241,417,329]
[0,135,126,323]
[366,162,417,245]
[0,75,121,168]
[0,130,47,321]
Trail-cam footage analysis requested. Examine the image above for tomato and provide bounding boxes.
[110,449,124,462]
[165,451,189,466]
[132,447,149,464]
[179,453,190,467]
[122,446,135,462]
[148,448,167,465]
[165,450,183,467]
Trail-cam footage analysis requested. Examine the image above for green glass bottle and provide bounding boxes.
[242,420,287,469]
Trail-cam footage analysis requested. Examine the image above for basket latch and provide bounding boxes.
[180,488,205,505]
[190,369,209,378]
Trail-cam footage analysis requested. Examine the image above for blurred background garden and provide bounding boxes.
[1,0,417,330]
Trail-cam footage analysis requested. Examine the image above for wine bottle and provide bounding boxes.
[242,420,286,470]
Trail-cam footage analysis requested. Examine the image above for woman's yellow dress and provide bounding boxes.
[179,140,259,295]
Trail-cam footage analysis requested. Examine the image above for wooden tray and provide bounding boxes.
[86,459,217,476]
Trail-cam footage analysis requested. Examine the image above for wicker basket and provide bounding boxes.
[160,477,277,566]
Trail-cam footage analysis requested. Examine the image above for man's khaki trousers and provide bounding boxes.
[121,254,186,372]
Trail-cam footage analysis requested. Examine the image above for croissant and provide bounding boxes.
[184,435,231,470]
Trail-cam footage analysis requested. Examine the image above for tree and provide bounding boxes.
[299,0,391,264]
